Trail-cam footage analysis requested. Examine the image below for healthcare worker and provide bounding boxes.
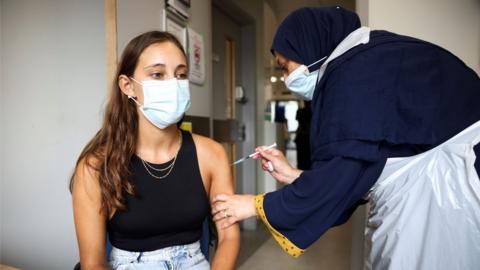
[211,5,480,268]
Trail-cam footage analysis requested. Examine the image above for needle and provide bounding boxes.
[232,143,277,166]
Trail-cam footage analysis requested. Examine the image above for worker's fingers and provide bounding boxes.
[212,194,230,204]
[260,159,275,172]
[256,148,282,161]
[251,145,269,159]
[261,158,269,167]
[267,161,274,172]
[212,208,235,222]
[221,216,238,229]
[252,146,281,159]
[211,201,229,216]
[213,211,225,222]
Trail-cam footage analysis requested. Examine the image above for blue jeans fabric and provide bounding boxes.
[109,241,210,270]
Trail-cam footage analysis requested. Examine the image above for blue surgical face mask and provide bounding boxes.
[285,56,327,101]
[129,77,191,129]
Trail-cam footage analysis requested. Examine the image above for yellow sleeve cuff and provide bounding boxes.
[255,193,305,258]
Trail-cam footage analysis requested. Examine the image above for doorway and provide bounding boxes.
[211,1,270,266]
[211,1,257,228]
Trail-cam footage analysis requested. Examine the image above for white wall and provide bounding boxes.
[117,0,212,118]
[357,0,480,74]
[0,0,106,269]
[355,0,368,26]
[187,0,213,118]
[263,1,277,102]
[116,0,165,54]
[263,1,277,72]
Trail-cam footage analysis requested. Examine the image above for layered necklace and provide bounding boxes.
[138,131,182,180]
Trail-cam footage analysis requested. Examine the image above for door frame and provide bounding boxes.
[212,0,257,230]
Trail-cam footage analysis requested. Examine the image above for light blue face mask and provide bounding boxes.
[284,56,327,101]
[129,77,191,129]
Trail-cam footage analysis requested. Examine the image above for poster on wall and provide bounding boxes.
[166,17,186,51]
[165,0,190,19]
[187,28,205,85]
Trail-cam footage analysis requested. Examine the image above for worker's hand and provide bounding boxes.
[252,146,302,184]
[211,194,256,229]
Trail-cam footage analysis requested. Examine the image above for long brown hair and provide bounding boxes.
[70,31,187,216]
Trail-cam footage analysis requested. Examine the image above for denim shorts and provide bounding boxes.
[109,241,210,270]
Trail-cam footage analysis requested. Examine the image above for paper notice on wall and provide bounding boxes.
[187,28,205,85]
[166,17,186,51]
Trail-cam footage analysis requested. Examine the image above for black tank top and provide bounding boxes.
[107,130,209,251]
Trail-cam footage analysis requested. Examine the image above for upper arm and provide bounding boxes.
[193,135,240,241]
[207,142,235,199]
[71,158,109,268]
[207,141,240,243]
[192,134,235,200]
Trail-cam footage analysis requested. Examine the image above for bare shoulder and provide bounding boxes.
[191,134,233,198]
[191,133,228,163]
[72,155,102,202]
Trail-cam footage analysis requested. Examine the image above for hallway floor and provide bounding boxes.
[237,220,352,270]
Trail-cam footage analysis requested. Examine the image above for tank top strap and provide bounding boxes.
[180,129,196,155]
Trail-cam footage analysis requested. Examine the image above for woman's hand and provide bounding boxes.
[253,146,302,184]
[212,194,256,229]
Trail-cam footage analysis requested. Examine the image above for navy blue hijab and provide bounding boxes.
[271,6,360,68]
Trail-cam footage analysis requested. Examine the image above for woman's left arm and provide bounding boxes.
[194,135,240,270]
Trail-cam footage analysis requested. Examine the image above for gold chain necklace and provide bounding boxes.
[143,158,175,171]
[138,131,182,180]
[140,155,177,179]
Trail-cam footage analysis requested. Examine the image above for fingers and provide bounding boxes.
[252,146,265,160]
[261,161,270,171]
[212,204,238,230]
[211,194,236,223]
[260,159,275,172]
[211,201,228,215]
[212,206,236,221]
[267,161,274,172]
[211,195,238,229]
[212,215,238,229]
[220,216,237,229]
[257,149,277,160]
[253,146,279,159]
[212,194,229,204]
[213,209,228,222]
[261,158,268,168]
[261,163,268,171]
